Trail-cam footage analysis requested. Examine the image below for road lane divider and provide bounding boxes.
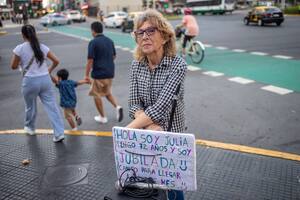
[228,77,255,84]
[232,49,246,53]
[203,71,224,77]
[273,55,293,59]
[250,52,269,56]
[187,65,201,71]
[0,129,299,162]
[261,85,293,95]
[215,46,228,50]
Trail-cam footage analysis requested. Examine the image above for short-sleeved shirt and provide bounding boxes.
[88,34,116,79]
[128,56,187,132]
[13,42,50,77]
[56,80,78,108]
[182,15,199,36]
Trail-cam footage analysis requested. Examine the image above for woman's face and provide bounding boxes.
[135,21,166,56]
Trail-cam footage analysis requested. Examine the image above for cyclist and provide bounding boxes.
[179,8,199,57]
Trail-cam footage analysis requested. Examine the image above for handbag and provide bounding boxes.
[167,83,181,132]
[22,56,34,77]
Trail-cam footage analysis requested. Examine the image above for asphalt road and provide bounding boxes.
[0,12,299,155]
[170,11,300,59]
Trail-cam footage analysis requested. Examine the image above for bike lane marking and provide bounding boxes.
[0,129,299,162]
[48,26,300,93]
[228,77,255,84]
[261,85,293,95]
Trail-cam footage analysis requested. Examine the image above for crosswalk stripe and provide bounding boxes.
[228,77,254,84]
[261,85,293,95]
[121,47,130,51]
[203,71,224,77]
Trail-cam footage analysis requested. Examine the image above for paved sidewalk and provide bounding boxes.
[0,132,299,200]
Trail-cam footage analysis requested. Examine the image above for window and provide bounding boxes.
[186,0,222,7]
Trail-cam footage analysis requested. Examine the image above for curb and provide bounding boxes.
[1,129,300,162]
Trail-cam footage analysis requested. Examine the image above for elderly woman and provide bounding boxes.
[127,9,187,200]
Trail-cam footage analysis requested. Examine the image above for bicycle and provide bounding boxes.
[175,26,205,64]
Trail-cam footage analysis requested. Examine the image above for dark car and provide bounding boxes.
[244,6,284,26]
[121,11,143,32]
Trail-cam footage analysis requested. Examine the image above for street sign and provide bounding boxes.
[113,126,197,191]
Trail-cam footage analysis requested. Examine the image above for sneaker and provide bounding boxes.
[24,126,35,135]
[53,135,65,143]
[72,127,78,131]
[94,115,108,123]
[116,106,123,122]
[75,116,82,126]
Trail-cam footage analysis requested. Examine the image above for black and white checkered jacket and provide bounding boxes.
[129,55,187,133]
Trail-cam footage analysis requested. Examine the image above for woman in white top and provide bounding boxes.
[10,24,65,142]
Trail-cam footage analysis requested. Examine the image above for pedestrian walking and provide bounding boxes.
[84,21,123,123]
[50,69,89,130]
[10,24,65,142]
[23,12,28,25]
[126,9,187,199]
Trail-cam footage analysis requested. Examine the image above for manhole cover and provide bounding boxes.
[44,165,88,187]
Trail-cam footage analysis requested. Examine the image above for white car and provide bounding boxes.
[103,11,128,28]
[63,10,86,22]
[40,13,71,26]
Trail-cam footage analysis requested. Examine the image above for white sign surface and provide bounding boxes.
[112,126,197,191]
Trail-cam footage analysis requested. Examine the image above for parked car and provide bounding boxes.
[121,11,143,32]
[40,13,72,26]
[63,10,86,22]
[103,11,128,28]
[244,6,284,26]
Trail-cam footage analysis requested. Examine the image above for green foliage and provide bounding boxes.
[284,6,300,14]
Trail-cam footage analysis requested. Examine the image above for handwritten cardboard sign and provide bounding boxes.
[112,126,197,191]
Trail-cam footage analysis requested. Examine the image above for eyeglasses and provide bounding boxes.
[133,27,157,40]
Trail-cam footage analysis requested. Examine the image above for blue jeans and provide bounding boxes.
[22,74,64,137]
[168,190,184,200]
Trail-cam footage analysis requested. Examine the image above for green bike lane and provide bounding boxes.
[50,26,300,93]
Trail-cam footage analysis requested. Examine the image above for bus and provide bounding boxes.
[186,0,235,15]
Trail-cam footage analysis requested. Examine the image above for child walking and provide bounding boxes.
[51,69,89,130]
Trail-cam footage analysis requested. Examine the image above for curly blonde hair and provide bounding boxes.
[133,9,176,61]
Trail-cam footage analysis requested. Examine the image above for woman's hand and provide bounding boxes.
[145,124,163,131]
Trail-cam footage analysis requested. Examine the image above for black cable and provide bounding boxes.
[118,168,161,199]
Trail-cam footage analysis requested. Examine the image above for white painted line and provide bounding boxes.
[203,71,224,77]
[232,49,246,53]
[121,47,130,51]
[204,44,212,48]
[261,85,293,95]
[49,29,90,41]
[115,45,122,49]
[130,50,135,53]
[273,55,293,59]
[228,77,254,84]
[3,24,22,28]
[11,30,50,35]
[250,52,268,56]
[215,46,228,50]
[187,65,201,71]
